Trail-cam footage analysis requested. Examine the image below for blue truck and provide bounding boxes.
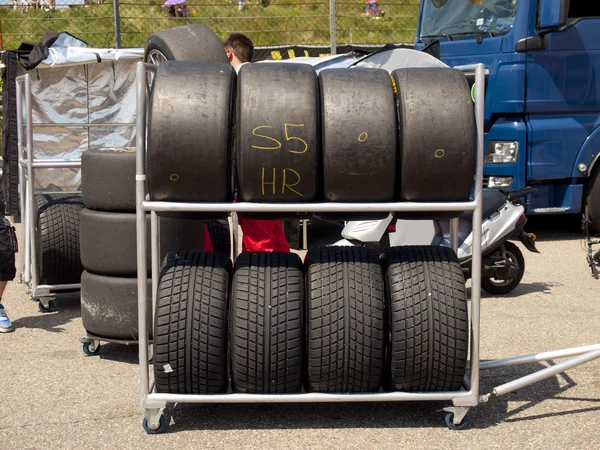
[415,0,600,231]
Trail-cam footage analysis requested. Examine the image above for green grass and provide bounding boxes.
[0,0,419,50]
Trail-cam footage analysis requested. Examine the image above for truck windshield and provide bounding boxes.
[420,0,519,39]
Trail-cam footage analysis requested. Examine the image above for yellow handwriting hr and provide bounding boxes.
[260,167,304,197]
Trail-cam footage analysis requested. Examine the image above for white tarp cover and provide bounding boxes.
[19,43,143,191]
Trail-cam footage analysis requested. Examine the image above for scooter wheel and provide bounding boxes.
[481,241,525,295]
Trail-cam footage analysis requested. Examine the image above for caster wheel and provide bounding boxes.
[82,341,101,356]
[142,415,167,434]
[38,299,56,313]
[445,412,469,430]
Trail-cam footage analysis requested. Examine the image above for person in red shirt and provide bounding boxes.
[222,33,290,253]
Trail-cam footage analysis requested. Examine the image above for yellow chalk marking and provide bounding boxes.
[261,167,276,195]
[282,168,304,197]
[358,132,368,142]
[284,123,308,154]
[170,174,179,181]
[435,149,445,158]
[252,126,282,150]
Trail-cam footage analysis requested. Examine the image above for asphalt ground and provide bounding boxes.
[1,216,599,449]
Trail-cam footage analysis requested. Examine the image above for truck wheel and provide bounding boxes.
[391,68,476,207]
[236,63,320,206]
[36,194,84,285]
[305,246,385,393]
[481,242,525,295]
[206,219,231,255]
[154,251,231,394]
[81,271,152,340]
[586,168,600,234]
[230,252,304,393]
[81,149,136,212]
[147,61,234,211]
[384,245,468,392]
[145,24,228,65]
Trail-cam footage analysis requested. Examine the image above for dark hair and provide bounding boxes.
[223,33,254,63]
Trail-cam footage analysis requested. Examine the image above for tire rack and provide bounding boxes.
[14,74,136,315]
[131,61,600,432]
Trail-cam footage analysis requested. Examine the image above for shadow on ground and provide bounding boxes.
[12,293,81,333]
[157,362,599,433]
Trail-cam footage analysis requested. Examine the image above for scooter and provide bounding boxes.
[334,188,539,295]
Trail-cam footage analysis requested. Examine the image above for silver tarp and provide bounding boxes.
[18,47,143,191]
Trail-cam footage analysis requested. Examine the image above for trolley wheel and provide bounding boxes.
[82,341,101,356]
[37,299,56,313]
[445,412,469,430]
[142,416,167,435]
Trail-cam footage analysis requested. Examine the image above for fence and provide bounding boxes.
[0,0,419,52]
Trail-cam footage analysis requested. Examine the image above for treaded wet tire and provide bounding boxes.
[319,68,397,203]
[81,271,151,340]
[237,63,320,205]
[145,24,229,65]
[35,194,84,285]
[206,219,231,255]
[392,68,476,205]
[154,251,231,394]
[305,246,385,393]
[81,149,136,212]
[230,252,304,393]
[147,61,234,207]
[79,208,205,276]
[384,245,468,392]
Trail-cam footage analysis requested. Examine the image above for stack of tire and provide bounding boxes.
[79,149,206,345]
[153,245,468,394]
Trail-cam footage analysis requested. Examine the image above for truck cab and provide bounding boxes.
[415,0,600,229]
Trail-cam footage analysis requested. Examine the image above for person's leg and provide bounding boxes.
[0,280,12,333]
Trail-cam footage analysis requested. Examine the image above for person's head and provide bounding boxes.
[223,33,254,70]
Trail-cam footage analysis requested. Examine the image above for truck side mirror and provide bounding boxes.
[538,0,570,30]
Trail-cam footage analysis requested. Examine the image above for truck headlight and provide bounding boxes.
[486,176,513,188]
[485,141,518,163]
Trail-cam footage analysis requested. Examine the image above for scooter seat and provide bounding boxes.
[461,190,507,222]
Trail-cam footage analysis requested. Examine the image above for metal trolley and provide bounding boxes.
[15,75,82,312]
[15,74,141,354]
[133,62,599,432]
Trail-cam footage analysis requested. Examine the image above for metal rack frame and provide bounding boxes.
[133,61,598,431]
[15,74,136,311]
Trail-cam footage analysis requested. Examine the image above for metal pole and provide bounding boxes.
[479,344,600,371]
[25,79,39,295]
[467,63,486,404]
[113,0,122,49]
[329,0,337,55]
[449,217,459,252]
[136,62,149,408]
[16,80,26,280]
[151,211,159,311]
[492,349,600,397]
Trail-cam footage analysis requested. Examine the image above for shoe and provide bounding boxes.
[0,304,14,333]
